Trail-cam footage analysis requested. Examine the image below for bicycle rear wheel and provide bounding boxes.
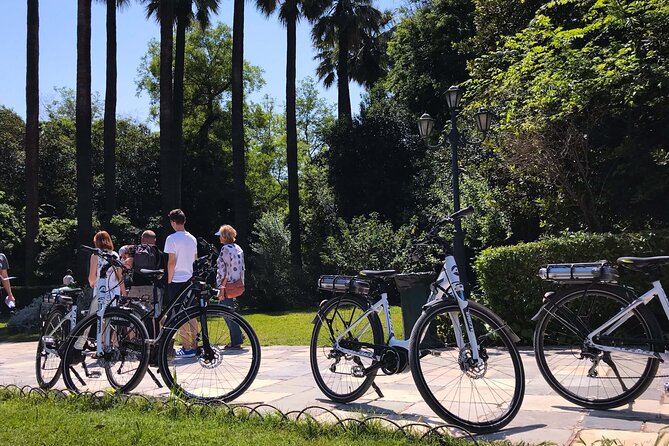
[36,308,68,389]
[409,300,525,434]
[309,294,384,403]
[61,309,149,393]
[533,284,661,409]
[158,305,261,402]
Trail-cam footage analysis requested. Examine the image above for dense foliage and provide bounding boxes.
[4,0,669,314]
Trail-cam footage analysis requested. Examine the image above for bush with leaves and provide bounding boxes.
[249,212,313,310]
[475,230,669,342]
[321,213,414,274]
[7,296,42,334]
[34,217,78,282]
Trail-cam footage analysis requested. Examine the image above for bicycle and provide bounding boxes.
[532,256,669,409]
[310,207,525,433]
[62,239,262,402]
[35,278,85,389]
[60,246,150,394]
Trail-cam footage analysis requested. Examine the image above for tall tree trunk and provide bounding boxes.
[76,0,93,280]
[286,14,301,267]
[173,9,187,209]
[336,31,352,126]
[231,0,248,245]
[103,0,117,226]
[25,0,40,284]
[159,0,175,230]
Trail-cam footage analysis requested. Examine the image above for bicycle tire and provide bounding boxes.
[309,294,384,403]
[61,308,150,394]
[35,307,68,389]
[409,299,525,434]
[533,283,661,409]
[158,304,261,402]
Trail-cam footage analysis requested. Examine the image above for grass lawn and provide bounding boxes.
[242,306,406,346]
[0,307,406,345]
[0,391,461,446]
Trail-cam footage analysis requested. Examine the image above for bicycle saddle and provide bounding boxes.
[617,256,669,271]
[358,270,397,279]
[138,268,164,280]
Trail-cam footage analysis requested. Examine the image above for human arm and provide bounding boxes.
[114,266,126,296]
[88,254,98,288]
[0,269,14,303]
[216,248,229,300]
[167,253,176,284]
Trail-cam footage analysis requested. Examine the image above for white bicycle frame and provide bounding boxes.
[92,271,121,357]
[585,280,669,359]
[41,301,78,357]
[424,254,482,363]
[333,291,408,361]
[333,253,482,364]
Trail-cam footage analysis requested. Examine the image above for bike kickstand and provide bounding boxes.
[371,381,384,398]
[146,367,163,388]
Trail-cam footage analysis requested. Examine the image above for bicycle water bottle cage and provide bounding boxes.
[317,275,371,295]
[538,260,618,283]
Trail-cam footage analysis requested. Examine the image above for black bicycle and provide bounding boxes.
[62,239,261,401]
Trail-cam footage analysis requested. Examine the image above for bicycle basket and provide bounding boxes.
[538,260,618,283]
[317,275,371,295]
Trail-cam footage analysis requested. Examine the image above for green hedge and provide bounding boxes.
[474,231,669,343]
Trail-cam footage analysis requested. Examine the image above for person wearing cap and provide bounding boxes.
[1,251,16,309]
[215,224,245,349]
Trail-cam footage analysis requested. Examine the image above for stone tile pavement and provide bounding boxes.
[1,342,668,445]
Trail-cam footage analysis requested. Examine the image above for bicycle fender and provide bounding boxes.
[311,299,331,324]
[530,292,557,322]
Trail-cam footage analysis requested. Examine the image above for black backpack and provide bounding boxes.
[133,244,163,273]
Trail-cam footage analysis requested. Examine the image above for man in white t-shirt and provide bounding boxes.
[164,208,198,357]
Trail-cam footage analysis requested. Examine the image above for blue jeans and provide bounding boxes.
[220,297,243,346]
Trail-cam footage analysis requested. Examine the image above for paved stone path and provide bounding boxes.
[1,342,668,445]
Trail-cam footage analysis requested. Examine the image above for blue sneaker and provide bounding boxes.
[175,347,197,358]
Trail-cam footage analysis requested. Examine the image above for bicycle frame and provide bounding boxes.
[41,304,77,356]
[585,280,669,359]
[332,291,409,361]
[424,253,483,363]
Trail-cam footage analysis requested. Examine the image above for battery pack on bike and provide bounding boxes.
[538,260,618,283]
[317,275,371,295]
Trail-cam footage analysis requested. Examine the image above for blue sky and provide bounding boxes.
[0,0,399,124]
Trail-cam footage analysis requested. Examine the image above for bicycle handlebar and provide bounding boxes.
[79,245,125,269]
[410,206,476,256]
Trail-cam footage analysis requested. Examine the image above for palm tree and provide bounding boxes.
[76,0,93,278]
[145,0,219,210]
[255,0,305,266]
[232,0,248,244]
[25,0,39,283]
[101,0,130,226]
[174,0,220,207]
[156,0,175,222]
[305,0,384,125]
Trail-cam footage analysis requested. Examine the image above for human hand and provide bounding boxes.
[217,287,225,301]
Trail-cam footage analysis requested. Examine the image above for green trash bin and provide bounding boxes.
[394,272,435,340]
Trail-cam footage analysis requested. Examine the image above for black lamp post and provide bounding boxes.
[418,85,493,294]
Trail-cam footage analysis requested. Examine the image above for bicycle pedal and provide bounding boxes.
[87,371,102,378]
[351,365,365,378]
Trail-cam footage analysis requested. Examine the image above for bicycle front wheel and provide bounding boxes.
[309,294,384,403]
[61,309,150,393]
[36,308,68,389]
[409,300,525,434]
[158,305,261,402]
[534,284,661,409]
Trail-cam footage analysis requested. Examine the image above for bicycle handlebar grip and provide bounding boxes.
[449,206,475,221]
[79,245,97,254]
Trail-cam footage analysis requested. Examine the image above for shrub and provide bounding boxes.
[474,231,669,342]
[321,213,413,274]
[248,212,313,310]
[7,296,42,334]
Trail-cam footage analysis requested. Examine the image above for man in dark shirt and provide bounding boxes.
[1,252,16,308]
[127,230,164,301]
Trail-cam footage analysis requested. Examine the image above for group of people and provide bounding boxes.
[84,208,246,357]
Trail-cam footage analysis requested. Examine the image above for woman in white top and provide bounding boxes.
[215,224,245,348]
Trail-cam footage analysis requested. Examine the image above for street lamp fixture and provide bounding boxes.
[417,86,493,296]
[445,85,463,110]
